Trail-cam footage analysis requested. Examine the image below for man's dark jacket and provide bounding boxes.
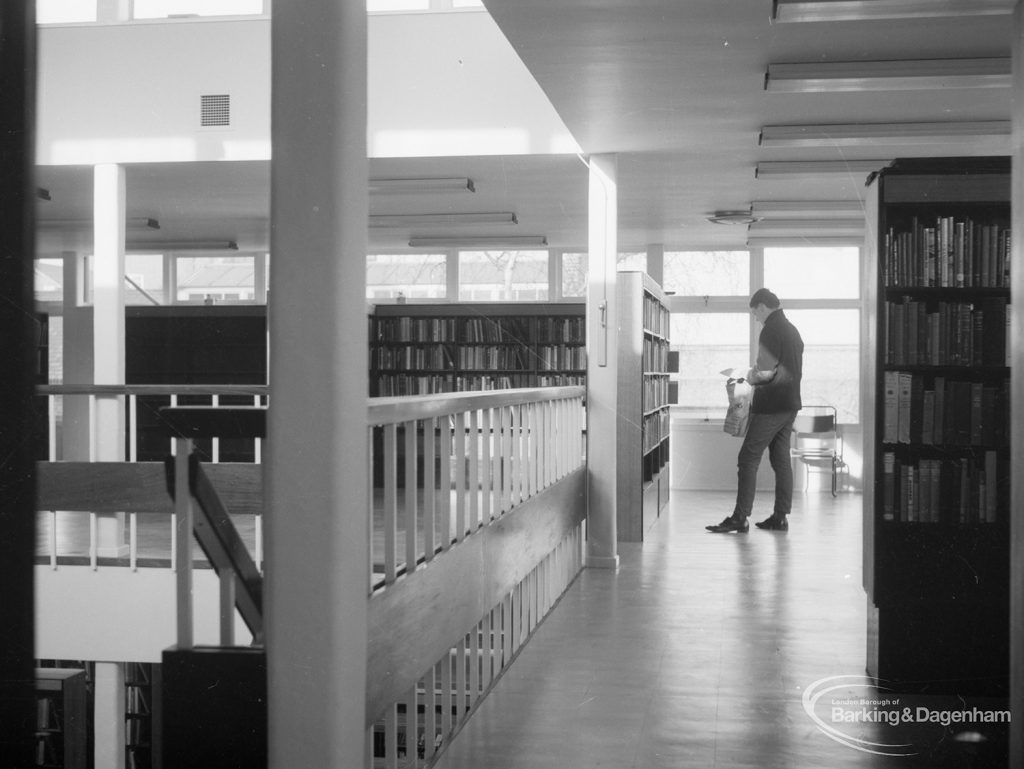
[750,308,803,414]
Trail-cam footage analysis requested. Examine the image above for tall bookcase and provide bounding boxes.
[616,272,671,542]
[368,302,586,396]
[866,157,1010,695]
[35,668,88,769]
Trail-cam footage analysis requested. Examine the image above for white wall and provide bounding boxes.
[36,13,577,165]
[36,566,252,662]
[671,418,863,493]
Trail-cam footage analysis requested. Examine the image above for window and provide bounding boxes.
[670,313,750,420]
[458,250,548,301]
[367,253,446,300]
[367,0,430,10]
[34,258,64,303]
[133,0,265,18]
[617,252,646,273]
[763,246,859,299]
[37,0,96,23]
[561,252,587,298]
[176,255,256,303]
[668,245,862,423]
[664,251,749,296]
[125,254,166,305]
[783,309,860,424]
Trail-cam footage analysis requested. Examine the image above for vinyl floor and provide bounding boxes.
[432,490,1009,769]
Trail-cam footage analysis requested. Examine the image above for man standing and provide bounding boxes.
[707,288,803,533]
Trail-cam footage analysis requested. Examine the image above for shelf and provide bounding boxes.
[868,156,1011,695]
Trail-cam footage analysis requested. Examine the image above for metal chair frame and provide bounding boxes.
[790,404,843,496]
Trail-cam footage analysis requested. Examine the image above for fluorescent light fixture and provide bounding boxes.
[370,212,517,228]
[369,177,475,194]
[41,217,161,230]
[756,160,891,179]
[772,0,1013,23]
[707,210,760,225]
[766,58,1010,92]
[125,239,238,252]
[747,235,866,248]
[408,235,547,249]
[760,121,1010,148]
[748,220,866,237]
[751,201,864,218]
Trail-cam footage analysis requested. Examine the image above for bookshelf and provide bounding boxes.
[35,668,88,769]
[867,157,1010,695]
[125,306,268,462]
[368,303,586,396]
[125,662,160,769]
[616,272,671,542]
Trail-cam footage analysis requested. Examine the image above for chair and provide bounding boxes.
[790,404,842,496]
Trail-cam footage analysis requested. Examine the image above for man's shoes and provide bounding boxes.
[754,515,789,531]
[706,516,749,533]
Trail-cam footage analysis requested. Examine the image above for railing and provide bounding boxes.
[35,383,589,768]
[35,384,267,570]
[365,386,587,768]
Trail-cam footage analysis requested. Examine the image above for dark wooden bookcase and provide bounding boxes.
[125,306,267,462]
[866,157,1010,695]
[35,668,88,769]
[368,302,586,397]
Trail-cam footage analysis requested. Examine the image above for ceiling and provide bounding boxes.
[35,1,1017,256]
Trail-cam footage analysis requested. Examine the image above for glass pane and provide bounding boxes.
[617,252,646,272]
[784,309,860,424]
[664,251,749,296]
[34,258,64,303]
[670,313,750,419]
[561,252,587,298]
[176,255,255,303]
[458,250,549,301]
[367,253,447,300]
[367,0,430,11]
[125,253,166,306]
[133,0,264,18]
[37,0,96,23]
[763,246,860,300]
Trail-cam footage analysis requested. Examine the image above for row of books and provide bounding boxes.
[883,217,1010,288]
[643,375,671,411]
[883,296,1008,367]
[881,451,1002,524]
[375,373,554,396]
[536,344,587,371]
[642,409,671,455]
[372,315,586,345]
[457,346,531,371]
[883,372,1008,447]
[643,294,670,337]
[642,337,670,372]
[372,345,453,371]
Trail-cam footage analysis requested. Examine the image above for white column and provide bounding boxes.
[585,154,619,569]
[646,243,664,286]
[96,0,131,22]
[94,662,125,769]
[1009,5,1024,765]
[268,1,368,767]
[62,251,93,461]
[93,164,128,557]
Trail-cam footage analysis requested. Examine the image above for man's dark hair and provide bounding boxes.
[749,288,780,309]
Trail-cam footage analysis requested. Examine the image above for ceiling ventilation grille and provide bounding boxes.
[200,94,231,127]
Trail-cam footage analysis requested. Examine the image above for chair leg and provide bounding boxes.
[831,457,837,497]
